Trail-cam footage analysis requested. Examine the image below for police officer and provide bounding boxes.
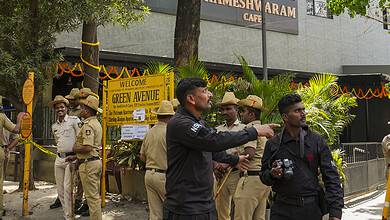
[67,95,102,220]
[170,99,180,111]
[233,95,271,220]
[50,88,84,211]
[50,95,81,220]
[260,94,343,220]
[73,87,95,216]
[0,107,24,217]
[66,88,82,118]
[214,92,245,220]
[140,100,174,220]
[164,77,279,220]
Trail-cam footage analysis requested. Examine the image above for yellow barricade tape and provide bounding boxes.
[20,139,57,158]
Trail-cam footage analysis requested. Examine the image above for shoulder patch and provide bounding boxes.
[78,122,84,128]
[190,123,202,133]
[85,130,91,136]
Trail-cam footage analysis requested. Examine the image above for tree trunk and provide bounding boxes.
[81,21,99,94]
[174,0,201,67]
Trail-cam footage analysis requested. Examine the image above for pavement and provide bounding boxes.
[343,190,387,220]
[2,181,149,220]
[3,180,390,220]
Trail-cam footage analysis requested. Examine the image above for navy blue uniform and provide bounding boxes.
[260,129,343,220]
[164,107,258,219]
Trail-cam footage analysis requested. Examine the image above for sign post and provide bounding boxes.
[22,72,34,216]
[101,73,174,206]
[101,80,107,207]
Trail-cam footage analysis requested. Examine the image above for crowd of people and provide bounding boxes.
[0,77,345,220]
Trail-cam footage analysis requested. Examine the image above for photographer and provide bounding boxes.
[260,94,343,220]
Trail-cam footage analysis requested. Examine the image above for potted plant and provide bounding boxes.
[108,139,146,200]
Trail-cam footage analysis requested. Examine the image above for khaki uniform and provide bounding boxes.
[140,122,168,220]
[382,134,390,178]
[0,113,16,214]
[234,120,271,220]
[215,119,245,220]
[52,114,80,220]
[3,129,18,176]
[68,105,83,201]
[76,116,102,220]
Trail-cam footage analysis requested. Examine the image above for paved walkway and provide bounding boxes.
[3,181,149,220]
[343,190,386,220]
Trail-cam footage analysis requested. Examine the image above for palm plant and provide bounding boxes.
[238,56,294,124]
[144,61,174,75]
[297,74,357,148]
[175,57,208,85]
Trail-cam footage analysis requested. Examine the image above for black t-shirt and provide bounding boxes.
[164,107,258,215]
[260,129,344,219]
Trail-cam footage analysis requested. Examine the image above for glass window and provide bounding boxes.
[307,0,333,18]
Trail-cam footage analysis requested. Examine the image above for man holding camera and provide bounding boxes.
[233,95,271,220]
[260,94,343,220]
[164,78,279,220]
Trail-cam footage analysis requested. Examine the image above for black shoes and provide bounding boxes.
[75,203,89,215]
[81,209,90,217]
[74,199,82,210]
[49,197,62,209]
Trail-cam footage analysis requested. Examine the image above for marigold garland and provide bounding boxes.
[56,62,389,100]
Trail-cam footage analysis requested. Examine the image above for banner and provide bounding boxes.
[106,73,174,125]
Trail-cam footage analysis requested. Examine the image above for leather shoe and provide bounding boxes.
[75,203,89,215]
[49,197,62,209]
[74,199,82,210]
[81,209,90,217]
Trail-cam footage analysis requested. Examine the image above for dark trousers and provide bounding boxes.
[270,199,322,220]
[163,208,217,220]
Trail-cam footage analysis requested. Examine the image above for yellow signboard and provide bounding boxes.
[107,73,174,125]
[22,79,34,105]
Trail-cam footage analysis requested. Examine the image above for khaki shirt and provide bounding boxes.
[69,106,82,118]
[0,113,16,146]
[382,134,390,164]
[52,114,81,153]
[140,122,168,170]
[242,120,266,171]
[75,116,102,159]
[216,119,246,155]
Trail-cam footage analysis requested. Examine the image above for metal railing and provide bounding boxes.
[341,142,383,163]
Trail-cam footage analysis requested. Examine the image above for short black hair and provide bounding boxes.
[278,93,302,114]
[247,107,261,120]
[176,77,207,105]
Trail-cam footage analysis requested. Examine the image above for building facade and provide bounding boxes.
[50,0,390,143]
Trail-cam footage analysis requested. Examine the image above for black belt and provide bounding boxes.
[57,152,76,158]
[276,194,318,206]
[239,170,260,177]
[78,156,100,164]
[146,168,166,173]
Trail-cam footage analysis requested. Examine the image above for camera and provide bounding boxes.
[275,159,294,179]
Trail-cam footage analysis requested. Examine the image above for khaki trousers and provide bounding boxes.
[215,171,240,220]
[55,157,73,220]
[79,160,102,220]
[74,169,83,201]
[234,175,271,220]
[145,170,166,220]
[0,148,4,213]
